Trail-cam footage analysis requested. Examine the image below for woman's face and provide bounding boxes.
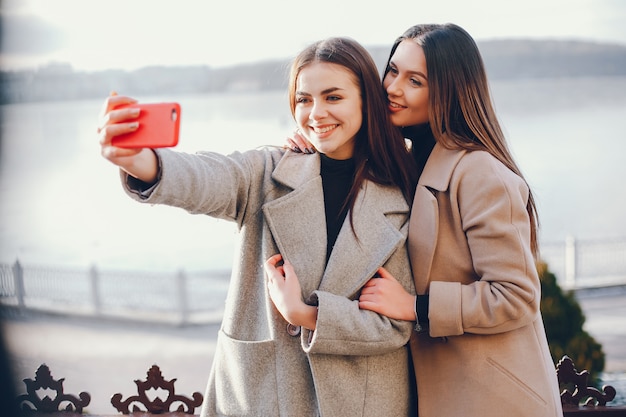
[294,62,362,160]
[383,40,430,127]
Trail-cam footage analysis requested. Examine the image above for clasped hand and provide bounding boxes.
[358,267,416,321]
[264,254,318,331]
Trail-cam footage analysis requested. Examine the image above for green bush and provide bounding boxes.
[538,261,605,381]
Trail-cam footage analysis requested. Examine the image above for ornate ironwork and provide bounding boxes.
[15,364,91,413]
[110,364,203,414]
[557,355,617,407]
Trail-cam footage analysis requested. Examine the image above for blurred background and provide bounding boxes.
[1,0,625,414]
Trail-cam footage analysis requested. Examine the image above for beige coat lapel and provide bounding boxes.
[409,143,466,294]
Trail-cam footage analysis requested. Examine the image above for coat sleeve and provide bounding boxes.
[302,291,414,356]
[428,152,540,337]
[301,246,415,356]
[121,147,280,226]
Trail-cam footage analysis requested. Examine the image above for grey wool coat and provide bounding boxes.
[122,147,415,417]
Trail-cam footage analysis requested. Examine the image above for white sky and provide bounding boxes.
[1,0,625,72]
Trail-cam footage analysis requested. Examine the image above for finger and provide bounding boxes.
[358,299,379,312]
[361,279,377,291]
[98,94,137,119]
[287,138,302,153]
[97,98,140,138]
[98,121,139,146]
[360,288,381,300]
[101,145,142,160]
[97,96,136,130]
[264,254,285,282]
[291,130,305,149]
[282,259,297,278]
[375,266,396,281]
[294,130,316,153]
[99,106,140,131]
[265,254,283,268]
[359,290,373,301]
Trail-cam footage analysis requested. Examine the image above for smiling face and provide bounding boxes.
[383,40,430,128]
[294,62,362,160]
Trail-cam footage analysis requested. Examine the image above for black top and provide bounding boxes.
[402,123,436,328]
[320,154,356,264]
[402,123,436,180]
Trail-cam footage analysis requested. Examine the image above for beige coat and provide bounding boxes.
[408,143,563,417]
[123,147,415,417]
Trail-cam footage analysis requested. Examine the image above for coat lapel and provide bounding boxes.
[409,143,466,294]
[262,153,328,296]
[320,181,409,297]
[263,153,410,299]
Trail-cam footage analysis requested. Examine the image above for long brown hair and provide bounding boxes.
[289,37,418,216]
[385,24,540,256]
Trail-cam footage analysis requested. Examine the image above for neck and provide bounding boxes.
[401,123,432,141]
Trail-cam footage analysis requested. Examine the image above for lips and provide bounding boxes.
[310,124,338,134]
[388,100,406,113]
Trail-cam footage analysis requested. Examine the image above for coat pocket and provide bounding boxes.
[213,330,279,416]
[485,356,548,410]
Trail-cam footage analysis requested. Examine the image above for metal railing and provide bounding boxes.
[540,236,626,289]
[0,262,230,325]
[1,236,625,323]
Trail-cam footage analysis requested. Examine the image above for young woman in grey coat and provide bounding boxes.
[97,37,418,417]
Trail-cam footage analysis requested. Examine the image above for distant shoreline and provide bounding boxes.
[2,38,626,105]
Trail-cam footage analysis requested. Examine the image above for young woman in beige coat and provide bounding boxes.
[97,38,418,416]
[358,23,564,417]
[289,23,564,417]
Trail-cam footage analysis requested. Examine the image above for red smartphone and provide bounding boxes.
[112,102,181,148]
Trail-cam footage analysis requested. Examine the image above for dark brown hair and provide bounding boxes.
[289,37,418,216]
[384,24,540,256]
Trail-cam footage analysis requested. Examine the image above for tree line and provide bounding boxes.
[2,39,625,104]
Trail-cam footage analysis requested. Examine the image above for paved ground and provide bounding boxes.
[3,288,626,414]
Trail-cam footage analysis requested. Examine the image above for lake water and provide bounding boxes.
[1,77,625,272]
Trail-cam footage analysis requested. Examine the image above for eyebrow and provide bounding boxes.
[411,71,428,80]
[389,61,428,80]
[296,87,344,96]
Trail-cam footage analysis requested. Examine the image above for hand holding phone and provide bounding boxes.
[112,102,181,148]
